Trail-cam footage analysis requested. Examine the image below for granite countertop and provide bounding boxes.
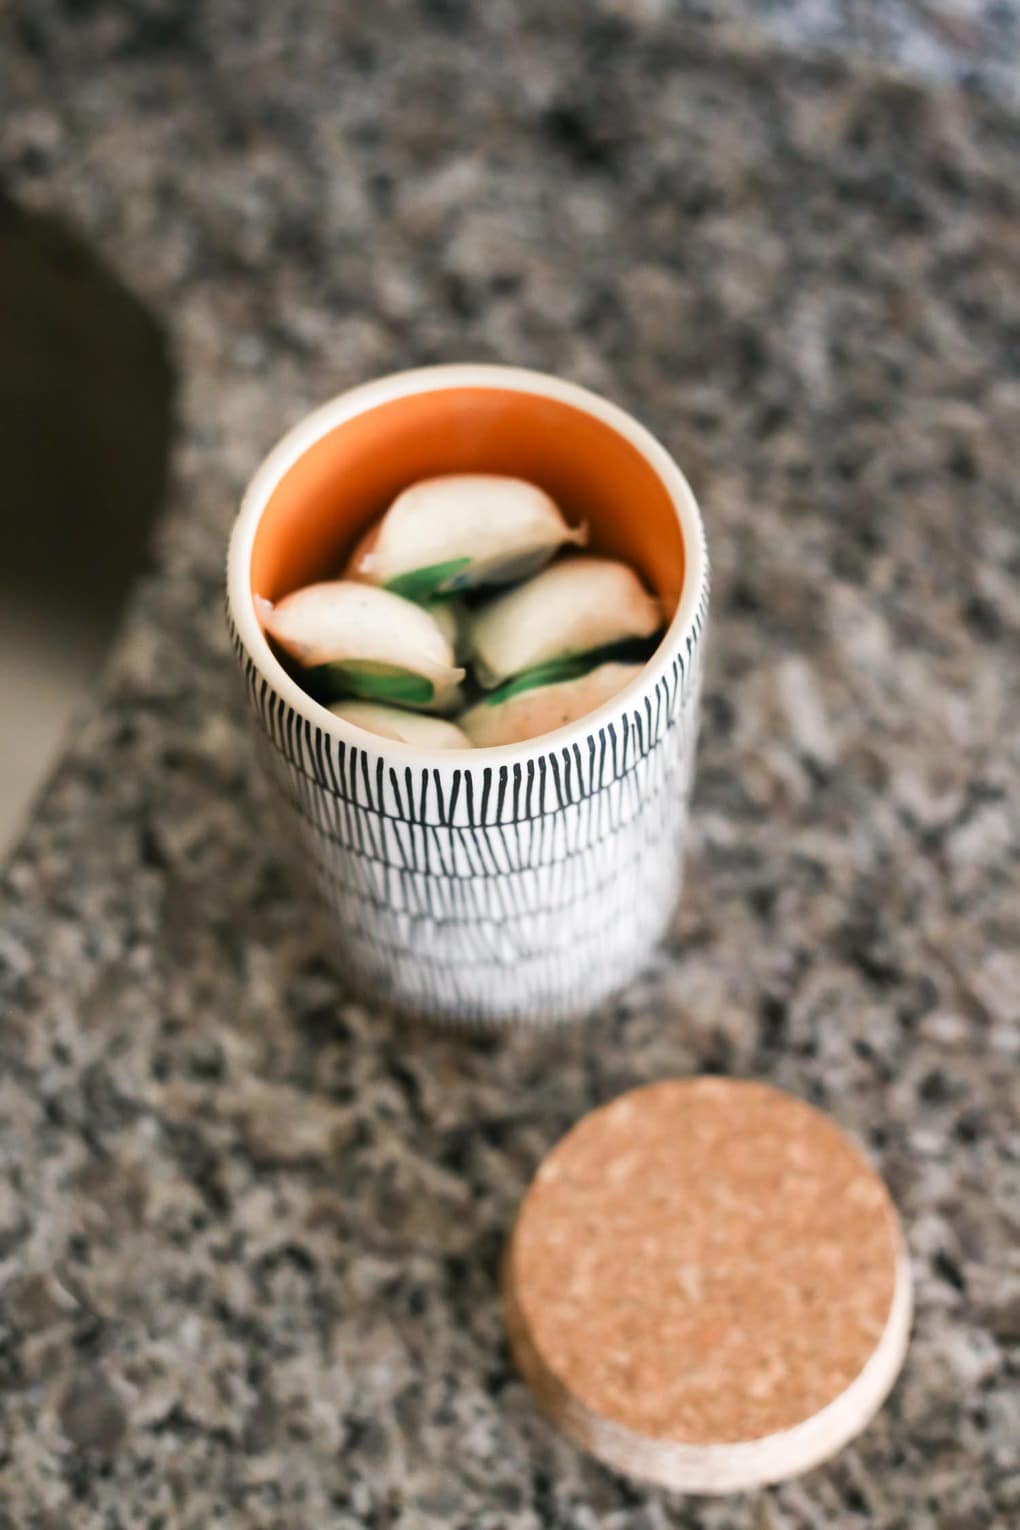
[2,6,1019,1527]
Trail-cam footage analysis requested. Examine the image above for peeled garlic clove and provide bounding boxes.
[460,661,643,748]
[344,535,465,651]
[257,582,464,713]
[426,598,466,660]
[329,700,472,750]
[342,522,378,583]
[353,474,586,599]
[467,557,661,688]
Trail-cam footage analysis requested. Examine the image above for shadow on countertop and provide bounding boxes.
[0,189,175,858]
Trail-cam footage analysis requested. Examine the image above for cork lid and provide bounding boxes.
[504,1078,911,1493]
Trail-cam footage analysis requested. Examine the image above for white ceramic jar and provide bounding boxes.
[227,365,709,1024]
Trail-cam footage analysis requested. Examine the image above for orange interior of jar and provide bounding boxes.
[250,387,685,612]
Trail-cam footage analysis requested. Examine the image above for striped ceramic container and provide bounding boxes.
[227,365,708,1025]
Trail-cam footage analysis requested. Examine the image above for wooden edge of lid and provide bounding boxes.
[504,1235,912,1494]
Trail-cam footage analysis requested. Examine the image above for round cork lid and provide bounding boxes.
[504,1078,911,1493]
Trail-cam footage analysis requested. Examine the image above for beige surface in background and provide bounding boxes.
[0,596,105,862]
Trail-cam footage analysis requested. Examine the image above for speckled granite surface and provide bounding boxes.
[2,6,1020,1527]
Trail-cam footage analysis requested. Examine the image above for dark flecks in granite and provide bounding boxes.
[59,1368,128,1455]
